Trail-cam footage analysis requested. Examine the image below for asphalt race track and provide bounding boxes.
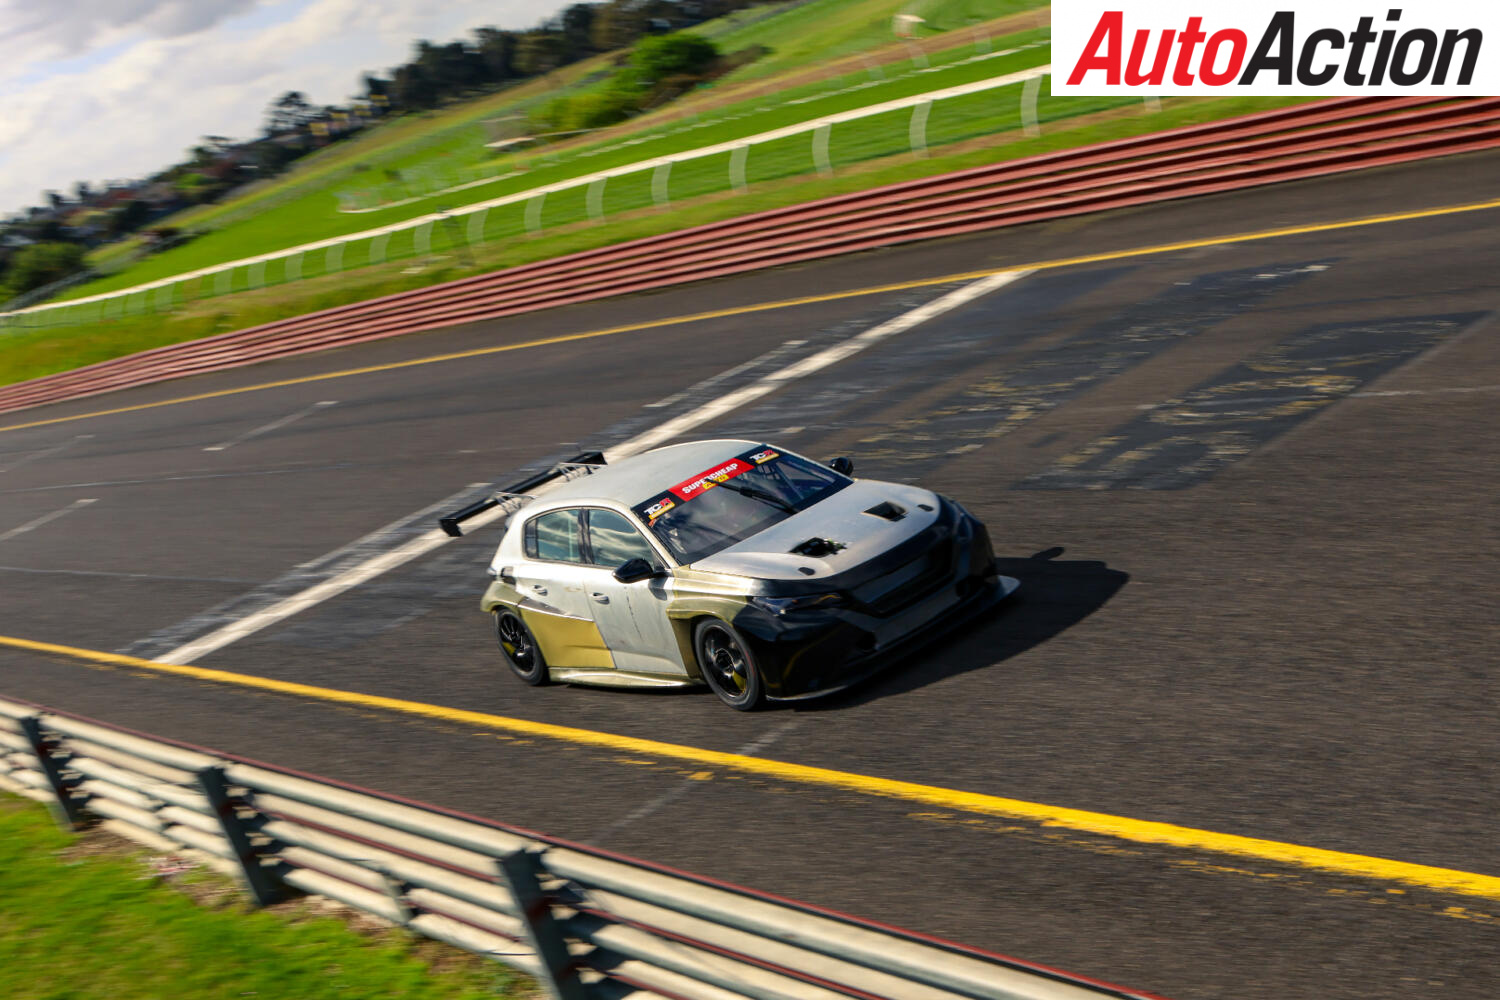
[4,152,1500,999]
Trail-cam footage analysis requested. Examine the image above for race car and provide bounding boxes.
[439,440,1018,710]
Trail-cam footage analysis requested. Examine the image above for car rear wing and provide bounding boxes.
[438,450,605,537]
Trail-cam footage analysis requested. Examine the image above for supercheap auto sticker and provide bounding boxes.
[634,446,780,523]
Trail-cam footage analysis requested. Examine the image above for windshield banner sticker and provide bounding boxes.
[636,445,781,522]
[670,458,753,501]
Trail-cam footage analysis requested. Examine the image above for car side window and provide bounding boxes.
[525,509,584,562]
[585,509,658,569]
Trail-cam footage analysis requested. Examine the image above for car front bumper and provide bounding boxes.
[731,516,1018,700]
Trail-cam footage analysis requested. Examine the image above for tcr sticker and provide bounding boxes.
[643,497,676,520]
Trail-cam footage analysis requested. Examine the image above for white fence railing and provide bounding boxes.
[0,693,1155,1000]
[0,63,1053,330]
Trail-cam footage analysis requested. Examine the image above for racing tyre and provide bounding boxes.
[495,609,548,686]
[694,619,764,711]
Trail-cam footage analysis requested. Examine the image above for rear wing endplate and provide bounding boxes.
[438,450,605,537]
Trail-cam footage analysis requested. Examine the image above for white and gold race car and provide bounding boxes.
[440,440,1017,710]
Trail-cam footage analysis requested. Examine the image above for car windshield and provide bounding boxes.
[633,447,849,564]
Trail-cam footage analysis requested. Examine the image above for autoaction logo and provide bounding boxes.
[1053,2,1498,95]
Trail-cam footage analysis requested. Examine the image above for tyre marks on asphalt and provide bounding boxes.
[697,269,1126,449]
[1020,312,1489,491]
[849,260,1335,482]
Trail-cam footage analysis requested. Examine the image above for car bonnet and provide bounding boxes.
[689,479,945,583]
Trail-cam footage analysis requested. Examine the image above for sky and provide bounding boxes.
[0,0,564,216]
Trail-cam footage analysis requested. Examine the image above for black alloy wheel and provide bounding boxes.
[694,619,764,711]
[495,609,548,685]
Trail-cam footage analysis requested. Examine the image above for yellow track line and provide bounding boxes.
[5,631,1500,902]
[5,194,1500,435]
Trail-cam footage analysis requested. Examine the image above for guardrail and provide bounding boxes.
[2,96,1497,419]
[0,694,1164,1000]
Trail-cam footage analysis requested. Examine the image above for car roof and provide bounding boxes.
[538,439,766,509]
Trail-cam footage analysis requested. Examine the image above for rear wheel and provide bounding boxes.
[694,619,764,711]
[495,609,548,686]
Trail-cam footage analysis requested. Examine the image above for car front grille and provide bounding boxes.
[851,543,955,617]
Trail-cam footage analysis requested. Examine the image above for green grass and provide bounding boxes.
[1,91,1311,388]
[0,794,531,1000]
[702,0,1040,82]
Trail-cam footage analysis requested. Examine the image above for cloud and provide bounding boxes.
[0,0,260,83]
[1,0,562,213]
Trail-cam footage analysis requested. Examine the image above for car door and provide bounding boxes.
[581,508,687,677]
[514,507,612,669]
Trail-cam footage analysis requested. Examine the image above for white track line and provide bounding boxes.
[605,270,1030,460]
[0,498,97,542]
[645,339,808,409]
[160,271,1028,663]
[0,565,255,584]
[204,400,338,452]
[0,434,92,474]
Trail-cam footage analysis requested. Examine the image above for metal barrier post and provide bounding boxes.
[376,866,416,926]
[730,142,750,191]
[496,850,586,1000]
[652,162,672,206]
[586,177,607,222]
[196,765,281,906]
[466,208,488,245]
[909,100,933,158]
[18,716,85,831]
[1021,74,1042,137]
[525,192,546,233]
[813,123,833,177]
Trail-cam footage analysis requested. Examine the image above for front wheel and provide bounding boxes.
[694,619,764,711]
[495,609,548,686]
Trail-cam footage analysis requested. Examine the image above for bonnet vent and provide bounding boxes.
[790,537,846,557]
[862,501,907,521]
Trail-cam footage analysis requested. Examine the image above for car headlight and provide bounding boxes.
[751,593,845,615]
[941,497,976,539]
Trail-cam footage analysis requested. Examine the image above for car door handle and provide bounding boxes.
[590,593,610,604]
[529,584,548,595]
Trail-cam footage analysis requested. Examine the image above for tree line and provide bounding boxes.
[2,0,778,307]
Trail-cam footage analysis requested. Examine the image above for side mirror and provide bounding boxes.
[613,557,659,584]
[828,456,855,476]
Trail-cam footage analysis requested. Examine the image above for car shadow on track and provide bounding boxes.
[795,547,1128,711]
